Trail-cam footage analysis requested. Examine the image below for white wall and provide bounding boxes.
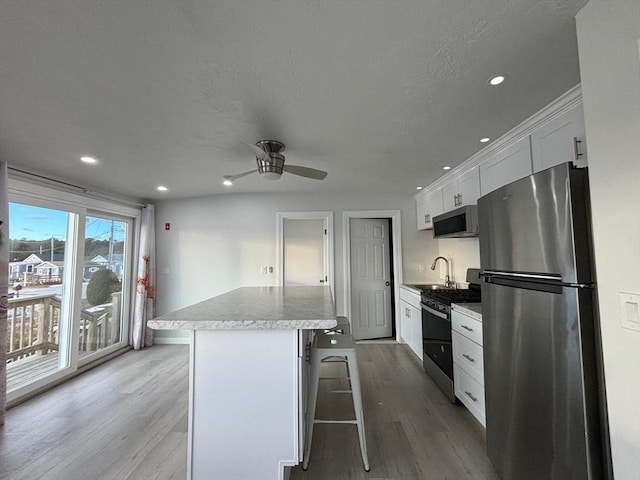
[576,1,640,478]
[154,191,439,340]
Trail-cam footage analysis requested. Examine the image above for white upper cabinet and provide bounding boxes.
[416,187,443,230]
[530,103,587,172]
[442,177,459,212]
[458,167,481,207]
[443,167,481,211]
[479,137,533,196]
[415,88,585,228]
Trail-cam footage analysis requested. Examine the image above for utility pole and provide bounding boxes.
[108,220,114,271]
[50,235,54,261]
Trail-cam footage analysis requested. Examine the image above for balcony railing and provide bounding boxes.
[6,292,121,363]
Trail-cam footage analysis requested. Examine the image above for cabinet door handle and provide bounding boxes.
[462,353,476,363]
[465,391,478,402]
[461,325,474,332]
[573,137,584,160]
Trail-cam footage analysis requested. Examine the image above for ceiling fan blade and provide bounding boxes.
[228,169,258,180]
[283,165,328,180]
[242,141,270,161]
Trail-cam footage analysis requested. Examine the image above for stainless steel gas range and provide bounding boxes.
[420,268,481,403]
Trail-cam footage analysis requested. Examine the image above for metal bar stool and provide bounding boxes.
[303,332,370,472]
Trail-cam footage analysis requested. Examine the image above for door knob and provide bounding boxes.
[319,279,325,283]
[385,281,390,286]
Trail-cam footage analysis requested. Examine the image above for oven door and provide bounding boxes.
[421,302,453,379]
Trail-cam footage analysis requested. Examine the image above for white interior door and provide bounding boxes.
[283,218,326,286]
[350,218,393,340]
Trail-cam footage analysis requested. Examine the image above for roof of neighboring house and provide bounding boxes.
[90,254,125,264]
[36,261,65,269]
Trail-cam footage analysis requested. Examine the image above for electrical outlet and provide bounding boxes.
[260,266,268,274]
[419,264,426,273]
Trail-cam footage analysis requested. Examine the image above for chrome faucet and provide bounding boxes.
[431,256,454,287]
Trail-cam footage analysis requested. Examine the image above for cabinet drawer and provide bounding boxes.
[451,311,483,345]
[454,364,486,427]
[399,287,421,308]
[452,331,484,383]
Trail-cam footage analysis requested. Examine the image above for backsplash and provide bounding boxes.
[436,237,480,287]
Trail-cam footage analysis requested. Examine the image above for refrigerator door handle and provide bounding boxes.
[481,269,593,289]
[481,269,560,282]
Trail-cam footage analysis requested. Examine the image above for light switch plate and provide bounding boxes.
[619,292,640,332]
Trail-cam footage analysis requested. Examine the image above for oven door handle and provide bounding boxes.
[421,303,449,320]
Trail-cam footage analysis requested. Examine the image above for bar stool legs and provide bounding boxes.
[302,333,370,472]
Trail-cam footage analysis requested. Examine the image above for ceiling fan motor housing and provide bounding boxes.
[257,152,285,179]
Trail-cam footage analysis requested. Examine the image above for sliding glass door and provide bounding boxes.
[6,189,137,401]
[78,213,131,365]
[6,203,75,391]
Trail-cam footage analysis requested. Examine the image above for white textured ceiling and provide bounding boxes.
[0,0,587,200]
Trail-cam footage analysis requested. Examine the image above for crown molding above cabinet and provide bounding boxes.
[415,84,586,231]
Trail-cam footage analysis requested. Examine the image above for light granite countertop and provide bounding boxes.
[148,286,337,330]
[452,302,482,321]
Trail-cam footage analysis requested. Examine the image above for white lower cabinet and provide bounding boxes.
[399,287,423,360]
[452,305,485,427]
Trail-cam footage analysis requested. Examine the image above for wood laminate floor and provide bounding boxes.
[0,343,498,480]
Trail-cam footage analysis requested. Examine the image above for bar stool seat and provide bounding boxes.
[303,333,370,472]
[323,315,350,335]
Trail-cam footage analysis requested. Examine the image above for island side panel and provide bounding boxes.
[190,329,300,480]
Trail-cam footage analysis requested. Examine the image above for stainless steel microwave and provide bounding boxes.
[432,205,479,238]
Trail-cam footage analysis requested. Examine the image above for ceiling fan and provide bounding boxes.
[223,140,328,185]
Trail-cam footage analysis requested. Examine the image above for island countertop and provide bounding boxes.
[147,285,337,330]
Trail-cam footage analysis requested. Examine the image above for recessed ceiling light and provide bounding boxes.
[416,186,423,190]
[488,74,506,86]
[223,179,233,186]
[480,137,490,143]
[80,156,98,164]
[443,166,452,171]
[156,185,168,192]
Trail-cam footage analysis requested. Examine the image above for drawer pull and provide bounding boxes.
[465,391,478,402]
[461,325,474,332]
[462,354,475,363]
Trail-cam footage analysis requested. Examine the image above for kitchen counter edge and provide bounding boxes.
[148,286,337,331]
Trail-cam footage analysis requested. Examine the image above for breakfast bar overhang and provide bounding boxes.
[148,286,336,480]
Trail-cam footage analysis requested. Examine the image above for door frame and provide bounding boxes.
[343,210,403,342]
[276,211,334,296]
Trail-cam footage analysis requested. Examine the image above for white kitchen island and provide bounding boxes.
[148,286,336,480]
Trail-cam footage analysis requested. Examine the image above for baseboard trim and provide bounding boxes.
[153,337,191,345]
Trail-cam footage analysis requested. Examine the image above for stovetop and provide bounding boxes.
[421,287,481,306]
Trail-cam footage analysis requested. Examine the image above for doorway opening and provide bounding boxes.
[343,210,403,341]
[276,212,334,294]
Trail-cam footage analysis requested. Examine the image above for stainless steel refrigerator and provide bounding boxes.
[478,162,610,480]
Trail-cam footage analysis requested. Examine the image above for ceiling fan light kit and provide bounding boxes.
[223,139,328,185]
